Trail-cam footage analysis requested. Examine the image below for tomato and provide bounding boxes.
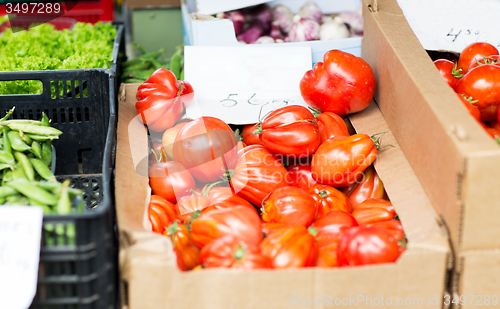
[230,145,289,206]
[261,186,317,227]
[351,198,395,226]
[135,69,194,132]
[285,163,318,191]
[163,221,200,271]
[366,219,406,251]
[458,94,482,122]
[455,65,500,121]
[310,210,358,240]
[148,195,179,233]
[149,141,167,165]
[162,122,187,161]
[308,184,352,219]
[468,55,500,71]
[173,117,238,182]
[190,206,262,248]
[300,50,376,117]
[200,235,273,270]
[487,120,500,130]
[311,134,377,187]
[259,105,320,157]
[149,161,196,204]
[261,223,287,237]
[260,226,318,268]
[486,128,500,140]
[315,111,350,143]
[241,124,264,146]
[434,59,461,88]
[346,166,385,208]
[456,42,499,75]
[337,226,401,266]
[177,194,209,223]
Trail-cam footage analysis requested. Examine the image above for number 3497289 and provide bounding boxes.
[6,3,62,14]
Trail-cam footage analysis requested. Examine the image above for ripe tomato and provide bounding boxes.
[261,223,287,237]
[259,105,320,158]
[366,219,406,251]
[241,124,264,146]
[487,119,500,130]
[149,161,195,204]
[285,163,318,191]
[346,166,385,208]
[456,42,499,75]
[135,69,194,132]
[455,65,500,121]
[311,134,377,187]
[351,198,395,225]
[486,127,500,140]
[458,94,482,122]
[200,235,273,270]
[148,195,179,233]
[260,226,318,268]
[163,221,200,271]
[162,122,187,161]
[173,117,238,182]
[206,186,255,209]
[176,194,209,223]
[468,55,500,71]
[190,206,262,248]
[261,186,317,227]
[433,59,461,88]
[230,145,289,206]
[337,226,401,266]
[300,50,376,117]
[310,210,358,240]
[316,111,350,143]
[308,184,352,219]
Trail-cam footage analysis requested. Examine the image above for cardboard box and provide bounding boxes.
[361,0,500,305]
[181,0,363,63]
[126,0,180,10]
[116,83,450,309]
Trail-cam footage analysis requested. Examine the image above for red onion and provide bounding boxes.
[245,4,273,33]
[272,5,294,34]
[269,21,285,40]
[237,25,265,44]
[223,10,246,36]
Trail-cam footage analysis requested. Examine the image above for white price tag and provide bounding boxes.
[0,207,43,309]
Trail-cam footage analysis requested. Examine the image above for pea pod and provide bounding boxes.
[56,180,72,215]
[12,165,27,180]
[28,198,52,214]
[30,158,56,181]
[3,127,11,154]
[0,163,13,171]
[14,152,35,181]
[5,179,58,205]
[3,123,62,136]
[3,120,42,126]
[26,134,58,141]
[8,131,30,152]
[0,150,15,165]
[170,51,182,80]
[41,142,52,166]
[18,131,32,146]
[31,142,42,159]
[5,195,29,206]
[3,170,13,183]
[41,113,50,127]
[37,181,83,196]
[0,186,18,198]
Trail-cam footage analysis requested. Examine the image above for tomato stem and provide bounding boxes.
[307,106,322,119]
[233,242,247,261]
[451,62,465,79]
[370,131,394,150]
[165,221,178,237]
[460,94,479,104]
[318,189,328,198]
[307,226,318,237]
[397,239,407,249]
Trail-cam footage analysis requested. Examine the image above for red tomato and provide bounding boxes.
[366,219,406,251]
[190,206,262,248]
[455,65,500,121]
[487,120,500,130]
[468,55,500,71]
[456,42,499,75]
[433,59,461,88]
[135,69,194,132]
[486,128,500,140]
[458,94,482,122]
[230,145,289,206]
[311,134,377,187]
[241,124,264,146]
[337,226,402,266]
[346,166,385,208]
[163,221,200,271]
[310,210,358,240]
[308,184,352,219]
[259,105,320,158]
[176,194,210,223]
[200,235,273,270]
[261,186,317,227]
[173,117,238,182]
[148,195,179,233]
[206,186,255,209]
[300,50,376,117]
[260,226,318,268]
[261,223,287,237]
[316,112,350,143]
[285,163,318,191]
[351,198,395,226]
[149,161,195,204]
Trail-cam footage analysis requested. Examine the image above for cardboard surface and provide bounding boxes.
[116,84,449,309]
[361,0,500,302]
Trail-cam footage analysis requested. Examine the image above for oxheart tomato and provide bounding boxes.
[300,49,376,117]
[241,124,264,146]
[230,145,289,206]
[366,219,406,252]
[148,195,179,233]
[163,221,200,271]
[456,42,499,75]
[458,94,482,122]
[200,235,273,270]
[351,198,395,225]
[173,117,238,182]
[455,64,500,121]
[176,194,209,224]
[486,127,500,140]
[315,111,349,143]
[149,161,195,204]
[346,166,385,208]
[135,69,194,132]
[468,55,500,71]
[190,206,262,248]
[259,105,320,157]
[311,134,377,187]
[261,223,287,237]
[206,186,255,209]
[337,226,401,266]
[286,163,318,191]
[308,184,352,219]
[261,186,317,227]
[433,59,461,88]
[260,226,318,268]
[162,122,188,161]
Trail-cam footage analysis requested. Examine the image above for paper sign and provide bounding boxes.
[184,46,312,125]
[0,207,43,309]
[397,0,500,53]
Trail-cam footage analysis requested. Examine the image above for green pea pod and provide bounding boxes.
[18,131,32,146]
[0,197,5,205]
[4,123,62,137]
[5,194,29,206]
[12,165,27,180]
[7,131,29,152]
[3,170,13,183]
[4,120,42,126]
[0,186,18,198]
[37,181,83,196]
[56,180,72,215]
[41,142,52,166]
[41,113,50,127]
[0,150,15,165]
[26,134,59,141]
[30,158,56,181]
[0,107,15,122]
[6,179,58,205]
[170,52,182,80]
[14,152,35,181]
[0,163,12,171]
[31,142,42,159]
[3,127,11,154]
[28,198,52,214]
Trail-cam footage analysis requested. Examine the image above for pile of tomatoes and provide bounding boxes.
[433,42,500,141]
[137,50,406,271]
